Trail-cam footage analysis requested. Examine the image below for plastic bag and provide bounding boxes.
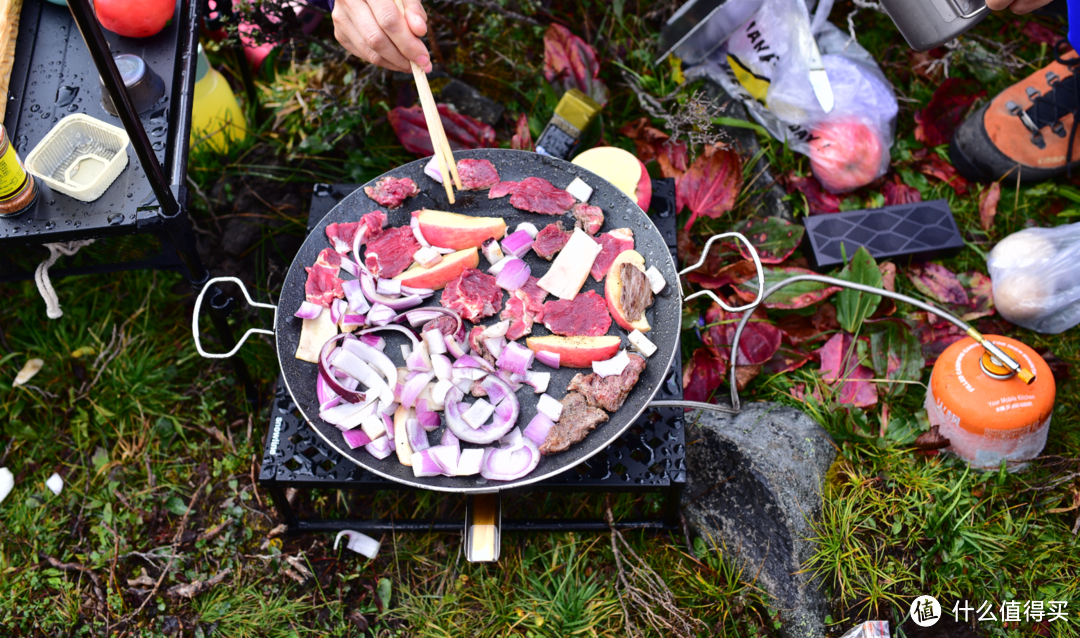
[987,224,1080,333]
[685,0,898,193]
[838,621,889,638]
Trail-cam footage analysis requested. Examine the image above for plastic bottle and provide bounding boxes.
[191,45,247,153]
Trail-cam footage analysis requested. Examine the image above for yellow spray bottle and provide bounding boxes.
[191,45,247,153]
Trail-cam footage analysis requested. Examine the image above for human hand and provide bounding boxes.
[332,0,432,73]
[985,0,1054,15]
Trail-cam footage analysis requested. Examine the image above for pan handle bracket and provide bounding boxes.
[192,277,277,359]
[465,492,501,563]
[677,232,765,312]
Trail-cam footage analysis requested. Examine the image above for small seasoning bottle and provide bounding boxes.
[535,89,602,160]
[0,125,38,217]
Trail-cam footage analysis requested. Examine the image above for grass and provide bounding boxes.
[2,1,1080,637]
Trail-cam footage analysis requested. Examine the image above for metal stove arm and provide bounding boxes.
[192,277,277,359]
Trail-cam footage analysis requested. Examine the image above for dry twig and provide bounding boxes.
[40,554,106,604]
[166,568,233,599]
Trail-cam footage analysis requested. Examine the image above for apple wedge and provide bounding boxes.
[526,335,621,368]
[605,250,651,333]
[572,147,652,211]
[394,247,479,290]
[417,210,507,250]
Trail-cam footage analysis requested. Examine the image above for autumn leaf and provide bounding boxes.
[882,175,922,206]
[686,259,757,290]
[734,266,842,309]
[955,271,995,321]
[914,425,951,451]
[835,246,883,334]
[763,344,813,375]
[683,347,727,403]
[388,105,497,157]
[914,79,986,147]
[907,263,969,306]
[914,150,969,196]
[619,117,689,178]
[776,303,839,346]
[703,303,782,366]
[861,321,925,399]
[1020,20,1063,47]
[511,113,534,152]
[728,216,805,264]
[677,145,743,232]
[784,173,842,215]
[543,24,609,105]
[912,313,967,365]
[818,332,878,408]
[979,182,1001,232]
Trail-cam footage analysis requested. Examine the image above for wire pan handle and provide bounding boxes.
[192,277,278,359]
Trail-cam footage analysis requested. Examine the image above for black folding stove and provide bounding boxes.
[258,179,687,534]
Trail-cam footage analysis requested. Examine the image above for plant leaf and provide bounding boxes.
[543,24,609,105]
[728,216,805,264]
[683,347,727,403]
[864,321,925,399]
[388,105,497,157]
[784,172,842,215]
[955,271,995,321]
[914,150,969,196]
[836,246,883,334]
[913,79,986,147]
[763,344,813,375]
[511,113,534,152]
[912,314,967,365]
[676,145,743,232]
[619,117,689,178]
[882,175,922,206]
[818,332,878,408]
[703,303,782,366]
[907,263,969,306]
[979,182,1001,232]
[734,266,843,309]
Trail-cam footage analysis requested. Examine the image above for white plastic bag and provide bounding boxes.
[686,0,898,193]
[987,224,1080,334]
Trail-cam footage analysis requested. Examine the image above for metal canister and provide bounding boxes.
[924,335,1055,471]
[0,125,38,217]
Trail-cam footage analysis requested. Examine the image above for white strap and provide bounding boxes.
[35,240,96,320]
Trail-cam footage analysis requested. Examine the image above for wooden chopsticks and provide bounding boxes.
[392,0,461,204]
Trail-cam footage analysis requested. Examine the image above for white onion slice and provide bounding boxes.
[335,530,381,558]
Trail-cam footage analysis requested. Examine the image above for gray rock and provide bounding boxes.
[437,79,506,127]
[682,402,837,638]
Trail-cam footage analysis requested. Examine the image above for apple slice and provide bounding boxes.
[571,147,652,211]
[526,335,621,368]
[417,210,507,250]
[605,250,651,333]
[394,247,479,290]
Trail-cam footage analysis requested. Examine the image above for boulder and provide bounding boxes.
[682,402,836,638]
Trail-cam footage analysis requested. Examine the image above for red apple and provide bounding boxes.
[525,335,621,368]
[807,119,885,194]
[394,247,479,290]
[604,250,650,333]
[417,210,507,250]
[571,147,652,211]
[96,0,174,38]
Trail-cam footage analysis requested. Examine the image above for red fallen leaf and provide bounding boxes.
[914,79,986,147]
[703,302,782,366]
[979,181,1001,232]
[784,173,842,215]
[511,113,534,152]
[683,347,727,403]
[955,270,995,321]
[818,332,878,408]
[1020,20,1065,48]
[543,24,609,105]
[686,259,757,290]
[763,344,813,375]
[619,117,689,178]
[914,425,951,450]
[389,104,497,157]
[1037,348,1071,383]
[882,175,922,206]
[789,383,823,403]
[907,263,969,306]
[728,216,805,264]
[732,266,842,309]
[879,262,897,292]
[735,364,762,391]
[776,303,838,346]
[914,150,969,196]
[912,313,966,365]
[677,145,743,232]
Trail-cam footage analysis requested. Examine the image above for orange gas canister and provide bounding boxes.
[924,335,1055,471]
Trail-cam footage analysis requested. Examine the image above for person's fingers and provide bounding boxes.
[984,0,1013,11]
[351,0,415,71]
[402,0,428,37]
[1007,0,1054,14]
[367,0,431,71]
[333,1,409,71]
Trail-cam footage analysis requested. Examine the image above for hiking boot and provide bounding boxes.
[950,44,1080,183]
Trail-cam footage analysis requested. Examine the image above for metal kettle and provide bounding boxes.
[879,0,988,50]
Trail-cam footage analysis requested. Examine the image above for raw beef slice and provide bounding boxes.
[516,276,548,316]
[591,229,634,282]
[469,325,495,364]
[443,268,503,322]
[364,176,420,209]
[458,159,501,191]
[567,353,647,412]
[539,392,608,455]
[363,226,421,279]
[509,177,576,215]
[572,203,604,235]
[533,222,572,260]
[489,181,518,199]
[501,297,534,340]
[328,212,387,253]
[542,290,611,337]
[305,248,344,306]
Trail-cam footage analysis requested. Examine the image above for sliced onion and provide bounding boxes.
[522,370,550,393]
[342,279,372,314]
[516,222,539,239]
[342,428,373,449]
[501,230,534,258]
[406,342,432,372]
[481,238,505,265]
[429,443,460,475]
[452,367,487,382]
[342,313,366,328]
[432,379,455,406]
[341,339,398,395]
[488,256,513,276]
[496,341,534,376]
[333,349,395,404]
[480,438,540,481]
[534,350,560,369]
[368,303,397,326]
[399,307,462,341]
[499,427,523,450]
[364,437,394,460]
[537,393,563,421]
[401,371,434,408]
[358,324,421,349]
[456,448,484,476]
[351,225,369,263]
[294,301,323,320]
[593,349,630,378]
[339,258,362,278]
[431,354,453,381]
[523,413,554,445]
[480,374,511,406]
[377,278,402,297]
[462,399,495,429]
[484,337,505,358]
[410,214,431,248]
[361,273,422,310]
[334,529,381,558]
[423,328,447,355]
[360,334,385,351]
[441,427,459,448]
[318,335,366,403]
[317,374,338,406]
[320,399,375,429]
[443,376,518,444]
[496,259,530,292]
[424,155,443,183]
[382,413,395,440]
[445,335,469,359]
[416,399,441,430]
[406,418,430,451]
[320,396,342,412]
[401,343,412,361]
[453,354,495,373]
[432,246,456,255]
[481,320,510,339]
[412,449,443,477]
[452,377,474,393]
[361,413,387,440]
[401,285,436,297]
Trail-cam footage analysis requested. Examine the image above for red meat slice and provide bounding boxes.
[305,248,344,307]
[542,290,611,336]
[489,181,518,199]
[442,267,503,322]
[516,276,548,316]
[362,211,387,240]
[458,159,501,191]
[469,326,495,364]
[533,221,572,260]
[572,203,604,235]
[509,177,576,215]
[364,176,420,209]
[327,212,387,253]
[591,228,634,282]
[423,314,461,340]
[363,226,421,279]
[500,296,534,341]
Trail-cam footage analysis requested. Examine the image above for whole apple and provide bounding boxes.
[96,0,174,38]
[807,119,885,194]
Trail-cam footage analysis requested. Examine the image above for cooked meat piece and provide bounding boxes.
[443,268,503,322]
[500,296,534,341]
[567,353,647,412]
[509,177,576,215]
[363,226,421,278]
[619,264,653,321]
[533,222,572,260]
[423,314,461,340]
[571,203,604,235]
[489,181,518,199]
[458,159,501,190]
[590,228,634,282]
[305,248,344,306]
[539,392,609,455]
[542,290,611,337]
[468,326,495,364]
[364,176,420,209]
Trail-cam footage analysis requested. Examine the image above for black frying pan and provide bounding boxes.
[197,149,681,493]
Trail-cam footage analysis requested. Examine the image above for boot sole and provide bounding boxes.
[949,104,1069,184]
